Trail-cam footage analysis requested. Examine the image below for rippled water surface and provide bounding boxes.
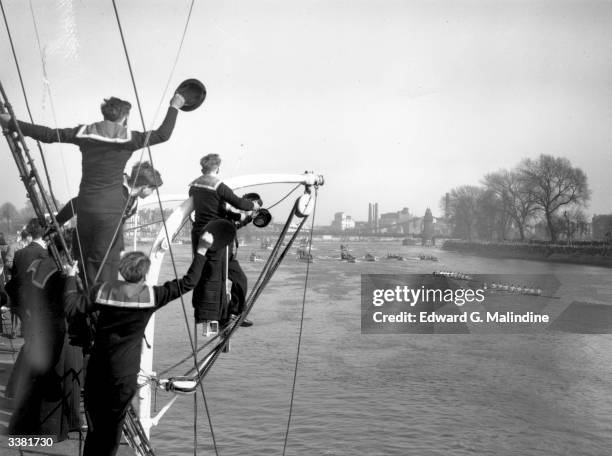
[147,241,612,455]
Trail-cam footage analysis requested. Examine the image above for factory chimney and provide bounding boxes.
[374,203,379,233]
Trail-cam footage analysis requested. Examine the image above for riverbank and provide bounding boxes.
[442,240,612,267]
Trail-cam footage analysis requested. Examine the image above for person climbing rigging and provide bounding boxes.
[0,93,185,285]
[189,153,260,329]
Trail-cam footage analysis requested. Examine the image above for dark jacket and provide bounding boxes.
[6,242,49,313]
[56,183,137,226]
[15,107,178,215]
[8,256,82,440]
[64,252,206,378]
[189,174,255,234]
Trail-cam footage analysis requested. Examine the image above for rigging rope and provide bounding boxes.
[0,0,59,213]
[2,0,92,291]
[130,189,321,456]
[142,193,314,396]
[93,0,196,286]
[27,0,69,208]
[266,183,301,210]
[109,2,220,455]
[124,219,170,233]
[26,0,94,291]
[282,189,317,455]
[155,327,222,378]
[181,197,311,385]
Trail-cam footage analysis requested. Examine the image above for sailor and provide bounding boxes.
[8,230,82,441]
[0,93,185,285]
[189,154,260,328]
[5,219,48,332]
[63,231,213,456]
[5,220,49,395]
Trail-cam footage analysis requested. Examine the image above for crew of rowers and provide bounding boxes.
[432,271,543,296]
[486,283,543,295]
[0,92,261,456]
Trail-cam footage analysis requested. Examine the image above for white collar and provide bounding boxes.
[33,239,47,249]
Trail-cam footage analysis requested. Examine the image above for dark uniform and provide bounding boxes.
[6,241,49,311]
[13,107,178,284]
[4,241,48,346]
[189,174,254,323]
[64,252,207,456]
[8,257,82,440]
[56,176,139,227]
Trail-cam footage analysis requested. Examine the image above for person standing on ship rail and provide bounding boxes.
[63,231,214,456]
[189,153,260,329]
[0,93,185,285]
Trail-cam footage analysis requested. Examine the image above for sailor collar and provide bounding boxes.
[27,258,57,289]
[96,281,156,309]
[189,174,221,190]
[76,120,132,143]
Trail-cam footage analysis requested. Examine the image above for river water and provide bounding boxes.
[146,241,612,456]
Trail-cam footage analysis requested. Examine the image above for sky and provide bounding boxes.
[1,0,611,226]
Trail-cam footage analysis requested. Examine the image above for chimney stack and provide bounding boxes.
[374,203,379,233]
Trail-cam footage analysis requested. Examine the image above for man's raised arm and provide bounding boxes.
[130,94,185,150]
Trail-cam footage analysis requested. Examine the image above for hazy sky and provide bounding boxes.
[1,0,611,226]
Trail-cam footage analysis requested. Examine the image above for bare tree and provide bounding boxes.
[444,185,483,241]
[519,155,590,242]
[483,169,538,241]
[475,189,506,241]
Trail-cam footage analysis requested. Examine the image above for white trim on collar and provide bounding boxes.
[189,176,221,191]
[76,125,133,143]
[95,283,156,309]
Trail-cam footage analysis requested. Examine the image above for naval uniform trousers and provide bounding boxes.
[82,361,138,456]
[77,211,124,285]
[191,230,248,322]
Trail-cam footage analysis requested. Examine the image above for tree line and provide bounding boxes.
[441,154,591,243]
[0,201,37,235]
[1,190,61,236]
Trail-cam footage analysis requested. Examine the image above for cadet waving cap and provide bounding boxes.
[175,79,206,112]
